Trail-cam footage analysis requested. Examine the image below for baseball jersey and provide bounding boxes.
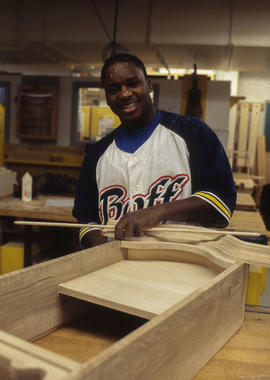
[73,110,236,244]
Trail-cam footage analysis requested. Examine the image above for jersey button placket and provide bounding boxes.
[128,155,138,211]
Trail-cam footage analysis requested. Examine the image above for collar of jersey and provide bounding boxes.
[115,110,161,153]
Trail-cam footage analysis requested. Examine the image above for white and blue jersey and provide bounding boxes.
[73,110,236,244]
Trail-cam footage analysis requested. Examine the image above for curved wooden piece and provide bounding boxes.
[102,222,260,242]
[204,235,270,267]
[120,240,235,271]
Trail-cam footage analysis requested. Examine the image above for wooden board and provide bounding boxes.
[194,309,270,379]
[0,194,76,222]
[248,103,262,171]
[257,135,266,187]
[236,192,256,211]
[230,210,266,234]
[0,330,78,379]
[58,260,218,319]
[237,102,250,168]
[233,172,255,193]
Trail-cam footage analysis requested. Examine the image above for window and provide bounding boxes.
[71,82,120,145]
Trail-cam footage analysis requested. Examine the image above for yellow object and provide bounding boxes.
[246,265,264,305]
[246,232,270,305]
[0,104,5,166]
[80,106,91,139]
[90,106,120,140]
[0,242,24,274]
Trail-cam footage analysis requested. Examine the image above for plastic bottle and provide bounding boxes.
[22,172,32,202]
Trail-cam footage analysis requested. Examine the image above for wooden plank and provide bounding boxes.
[14,220,261,238]
[236,192,256,211]
[0,330,78,379]
[248,103,262,171]
[0,195,76,222]
[237,102,250,168]
[233,172,255,193]
[256,135,266,187]
[0,241,123,341]
[58,260,219,319]
[227,103,238,167]
[62,263,247,380]
[194,310,270,379]
[230,210,266,234]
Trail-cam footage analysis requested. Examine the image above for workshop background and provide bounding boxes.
[0,0,270,306]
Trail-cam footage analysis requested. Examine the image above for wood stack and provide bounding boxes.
[228,102,266,205]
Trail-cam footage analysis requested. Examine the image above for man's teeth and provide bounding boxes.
[123,103,135,109]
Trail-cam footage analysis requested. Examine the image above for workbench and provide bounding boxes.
[195,306,270,379]
[0,195,76,266]
[0,194,267,267]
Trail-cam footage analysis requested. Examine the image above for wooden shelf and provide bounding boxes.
[4,158,82,168]
[16,85,58,140]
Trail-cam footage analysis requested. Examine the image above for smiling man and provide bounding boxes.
[73,53,236,248]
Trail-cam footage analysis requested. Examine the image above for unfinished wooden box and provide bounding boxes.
[0,231,269,380]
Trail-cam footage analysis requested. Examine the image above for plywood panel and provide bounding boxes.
[248,103,262,171]
[237,102,250,168]
[58,260,218,319]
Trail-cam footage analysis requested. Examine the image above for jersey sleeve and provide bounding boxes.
[188,119,236,227]
[72,130,118,245]
[160,111,236,227]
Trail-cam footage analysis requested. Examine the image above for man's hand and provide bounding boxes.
[114,197,219,240]
[114,205,166,240]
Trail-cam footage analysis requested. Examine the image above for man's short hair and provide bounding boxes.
[101,53,148,84]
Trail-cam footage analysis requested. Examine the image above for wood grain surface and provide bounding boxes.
[194,308,270,379]
[34,307,270,379]
[58,260,218,319]
[0,194,76,222]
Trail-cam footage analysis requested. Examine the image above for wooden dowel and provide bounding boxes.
[13,220,262,237]
[14,221,106,229]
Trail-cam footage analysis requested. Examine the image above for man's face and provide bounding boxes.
[103,61,154,127]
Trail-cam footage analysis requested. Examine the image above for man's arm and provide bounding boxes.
[114,196,218,240]
[80,229,107,249]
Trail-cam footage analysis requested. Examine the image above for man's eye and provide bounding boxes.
[108,87,118,94]
[128,81,140,87]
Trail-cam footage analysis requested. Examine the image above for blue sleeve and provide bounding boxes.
[161,111,236,227]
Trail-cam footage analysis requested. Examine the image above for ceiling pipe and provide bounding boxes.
[226,0,234,71]
[92,0,113,43]
[146,0,171,77]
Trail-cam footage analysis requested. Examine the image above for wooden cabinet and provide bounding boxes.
[16,85,58,140]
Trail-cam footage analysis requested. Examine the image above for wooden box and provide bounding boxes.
[1,233,268,380]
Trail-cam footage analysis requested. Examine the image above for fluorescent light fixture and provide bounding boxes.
[187,69,216,76]
[159,68,186,75]
[158,67,216,77]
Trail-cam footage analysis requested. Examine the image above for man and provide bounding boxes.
[73,53,236,248]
